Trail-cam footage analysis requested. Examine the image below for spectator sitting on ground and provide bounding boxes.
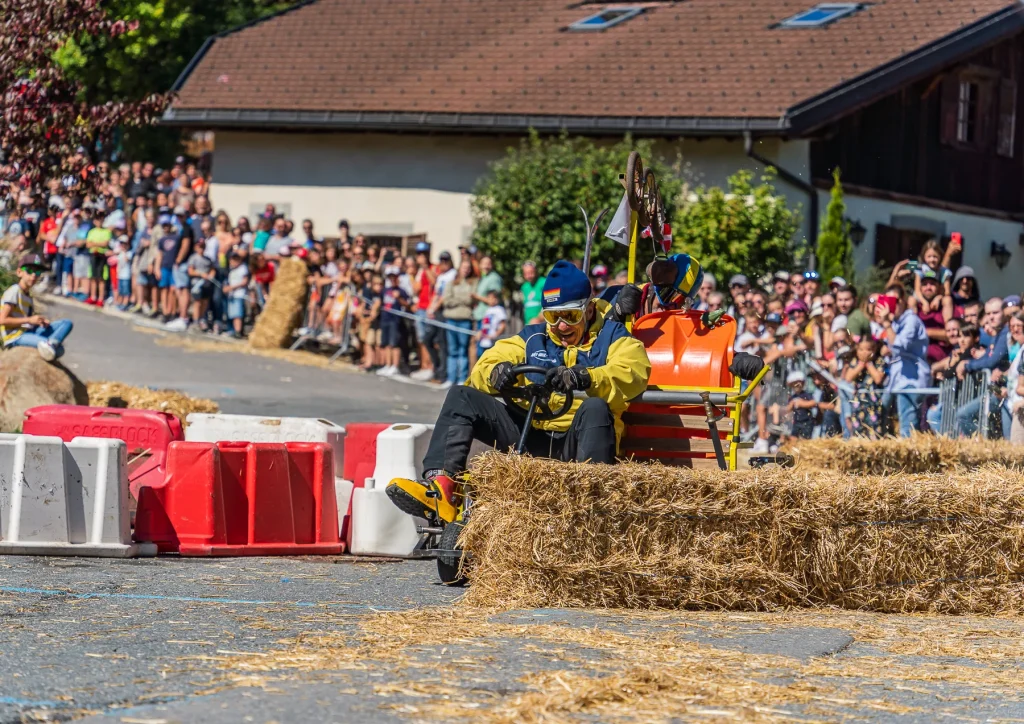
[0,253,74,361]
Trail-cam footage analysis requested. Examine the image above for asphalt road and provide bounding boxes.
[3,300,1024,723]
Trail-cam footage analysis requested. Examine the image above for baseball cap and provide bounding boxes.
[785,299,809,315]
[384,265,401,276]
[338,219,350,229]
[414,241,430,254]
[786,370,806,386]
[810,300,824,318]
[17,253,47,270]
[804,270,821,281]
[1005,295,1022,308]
[920,268,940,282]
[728,274,749,287]
[47,195,65,211]
[773,270,790,282]
[765,312,783,325]
[591,264,608,277]
[830,276,847,288]
[158,213,175,226]
[439,251,453,262]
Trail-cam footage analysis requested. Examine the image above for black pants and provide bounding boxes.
[422,314,447,382]
[422,385,617,476]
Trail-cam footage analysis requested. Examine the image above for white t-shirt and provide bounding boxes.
[227,264,250,300]
[434,268,457,296]
[478,304,508,348]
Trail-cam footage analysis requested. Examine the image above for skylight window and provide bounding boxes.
[779,3,863,28]
[568,7,643,31]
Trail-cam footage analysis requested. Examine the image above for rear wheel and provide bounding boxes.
[625,151,644,215]
[436,520,468,586]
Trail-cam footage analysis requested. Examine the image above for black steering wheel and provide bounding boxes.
[500,364,576,421]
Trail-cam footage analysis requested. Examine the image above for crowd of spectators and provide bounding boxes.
[2,152,1019,443]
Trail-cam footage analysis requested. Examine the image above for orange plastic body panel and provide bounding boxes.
[631,310,737,390]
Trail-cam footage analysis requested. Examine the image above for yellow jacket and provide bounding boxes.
[467,308,651,442]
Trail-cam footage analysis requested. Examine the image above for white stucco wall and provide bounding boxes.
[836,191,1024,299]
[207,131,815,257]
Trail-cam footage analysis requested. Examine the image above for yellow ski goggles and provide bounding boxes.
[543,307,586,326]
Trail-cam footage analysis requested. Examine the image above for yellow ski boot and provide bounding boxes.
[386,474,461,524]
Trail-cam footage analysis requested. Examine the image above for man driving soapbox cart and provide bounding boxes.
[385,253,769,584]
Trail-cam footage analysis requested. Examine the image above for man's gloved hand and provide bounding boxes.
[489,361,517,393]
[545,365,592,394]
[729,352,765,381]
[608,284,642,323]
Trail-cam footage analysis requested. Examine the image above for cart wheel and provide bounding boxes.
[436,521,468,586]
[642,170,664,244]
[625,151,645,214]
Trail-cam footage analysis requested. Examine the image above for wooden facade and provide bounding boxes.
[811,32,1024,260]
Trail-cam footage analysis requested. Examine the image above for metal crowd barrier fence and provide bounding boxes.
[936,369,993,439]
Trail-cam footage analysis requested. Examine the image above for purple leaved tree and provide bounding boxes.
[0,0,168,196]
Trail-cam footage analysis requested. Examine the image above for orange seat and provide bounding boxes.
[630,311,737,390]
[623,311,740,469]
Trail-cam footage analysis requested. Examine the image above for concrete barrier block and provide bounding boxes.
[0,434,156,557]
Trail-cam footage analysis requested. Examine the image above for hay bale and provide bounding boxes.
[785,433,1024,474]
[87,381,218,423]
[249,258,309,349]
[461,454,1024,614]
[0,347,88,431]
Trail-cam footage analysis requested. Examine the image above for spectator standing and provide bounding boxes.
[956,297,1010,437]
[784,371,816,440]
[879,287,930,437]
[359,273,384,372]
[916,269,952,363]
[835,285,871,341]
[424,251,456,384]
[186,239,216,330]
[410,242,438,381]
[844,338,888,437]
[475,289,508,359]
[155,214,181,321]
[222,253,250,338]
[377,266,410,377]
[471,255,503,368]
[727,274,749,318]
[520,261,545,325]
[441,258,476,388]
[951,266,980,312]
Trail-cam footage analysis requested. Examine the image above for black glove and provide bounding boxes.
[489,361,517,393]
[607,284,641,323]
[729,352,765,381]
[545,365,592,394]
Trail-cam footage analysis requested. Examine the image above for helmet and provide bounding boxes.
[646,253,704,307]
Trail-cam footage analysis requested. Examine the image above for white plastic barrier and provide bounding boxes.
[0,434,157,557]
[185,413,346,477]
[349,423,433,556]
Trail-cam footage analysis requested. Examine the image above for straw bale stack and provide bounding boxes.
[785,433,1024,474]
[249,258,309,349]
[87,381,219,423]
[461,454,1024,614]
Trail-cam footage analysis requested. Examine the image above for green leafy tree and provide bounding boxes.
[815,168,853,283]
[55,0,291,161]
[671,169,800,287]
[470,131,682,285]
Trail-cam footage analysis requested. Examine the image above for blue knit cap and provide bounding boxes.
[542,260,592,310]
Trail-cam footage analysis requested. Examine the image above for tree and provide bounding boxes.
[671,169,800,287]
[471,131,682,285]
[0,0,166,195]
[815,168,853,283]
[55,0,292,162]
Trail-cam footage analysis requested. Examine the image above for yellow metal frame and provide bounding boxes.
[624,206,771,471]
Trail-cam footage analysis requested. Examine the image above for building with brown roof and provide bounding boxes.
[167,0,1024,292]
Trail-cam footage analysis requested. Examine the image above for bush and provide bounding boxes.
[470,131,682,285]
[671,170,800,288]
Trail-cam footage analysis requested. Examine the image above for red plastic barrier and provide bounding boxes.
[133,441,344,556]
[23,405,183,498]
[340,422,390,544]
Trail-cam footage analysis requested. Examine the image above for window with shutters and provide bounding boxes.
[956,81,979,144]
[939,67,998,152]
[997,79,1017,158]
